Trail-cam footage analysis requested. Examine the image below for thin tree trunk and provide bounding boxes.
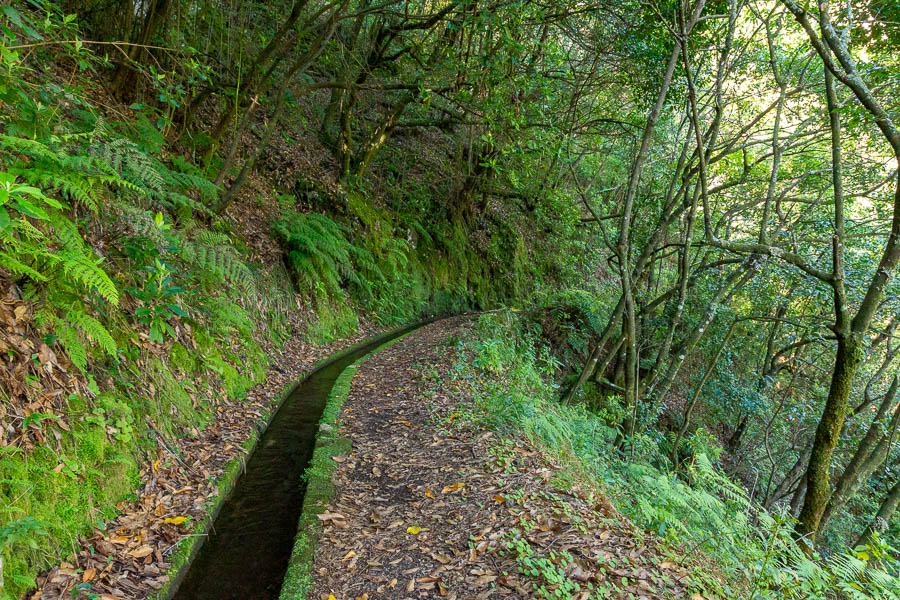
[204,0,310,161]
[215,5,344,212]
[855,477,900,548]
[654,263,754,407]
[111,0,171,100]
[765,442,813,509]
[671,320,736,465]
[573,2,707,412]
[790,473,807,518]
[782,0,900,547]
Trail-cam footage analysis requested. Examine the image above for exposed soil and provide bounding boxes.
[311,318,691,599]
[29,322,383,600]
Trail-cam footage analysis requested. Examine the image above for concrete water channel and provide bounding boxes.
[170,322,423,600]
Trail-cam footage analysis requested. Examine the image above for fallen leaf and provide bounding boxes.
[342,550,356,562]
[82,568,96,582]
[441,482,465,494]
[332,456,347,463]
[406,526,421,535]
[164,516,189,525]
[493,495,506,503]
[317,512,346,522]
[130,545,153,558]
[424,488,434,498]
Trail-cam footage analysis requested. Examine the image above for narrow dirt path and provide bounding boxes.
[312,318,691,599]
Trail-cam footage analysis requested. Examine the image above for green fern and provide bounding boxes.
[273,211,384,302]
[57,251,119,305]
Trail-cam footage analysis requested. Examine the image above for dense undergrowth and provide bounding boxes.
[3,0,899,596]
[0,4,591,597]
[451,311,900,599]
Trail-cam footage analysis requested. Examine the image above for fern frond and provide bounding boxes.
[0,250,46,281]
[68,309,117,357]
[57,251,119,305]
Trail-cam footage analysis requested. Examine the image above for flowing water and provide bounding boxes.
[170,324,421,600]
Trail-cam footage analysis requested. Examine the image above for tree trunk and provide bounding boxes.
[765,442,813,509]
[855,477,900,548]
[671,320,736,466]
[215,4,344,212]
[795,336,862,543]
[111,0,171,101]
[818,375,900,533]
[790,473,807,518]
[203,0,310,161]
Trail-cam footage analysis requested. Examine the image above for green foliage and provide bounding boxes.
[126,257,186,343]
[274,210,378,302]
[531,287,610,368]
[503,531,585,599]
[0,407,139,600]
[455,312,900,599]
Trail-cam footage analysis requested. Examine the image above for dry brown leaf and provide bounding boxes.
[130,545,153,558]
[317,512,346,522]
[441,482,465,494]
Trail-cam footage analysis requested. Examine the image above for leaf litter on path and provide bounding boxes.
[311,318,692,599]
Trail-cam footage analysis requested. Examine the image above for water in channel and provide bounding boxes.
[171,324,420,600]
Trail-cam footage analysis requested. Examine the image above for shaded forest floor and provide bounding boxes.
[311,318,694,599]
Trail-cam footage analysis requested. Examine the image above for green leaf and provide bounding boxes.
[1,5,24,29]
[10,199,49,220]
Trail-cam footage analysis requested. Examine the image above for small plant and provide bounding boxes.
[503,530,582,599]
[127,255,187,343]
